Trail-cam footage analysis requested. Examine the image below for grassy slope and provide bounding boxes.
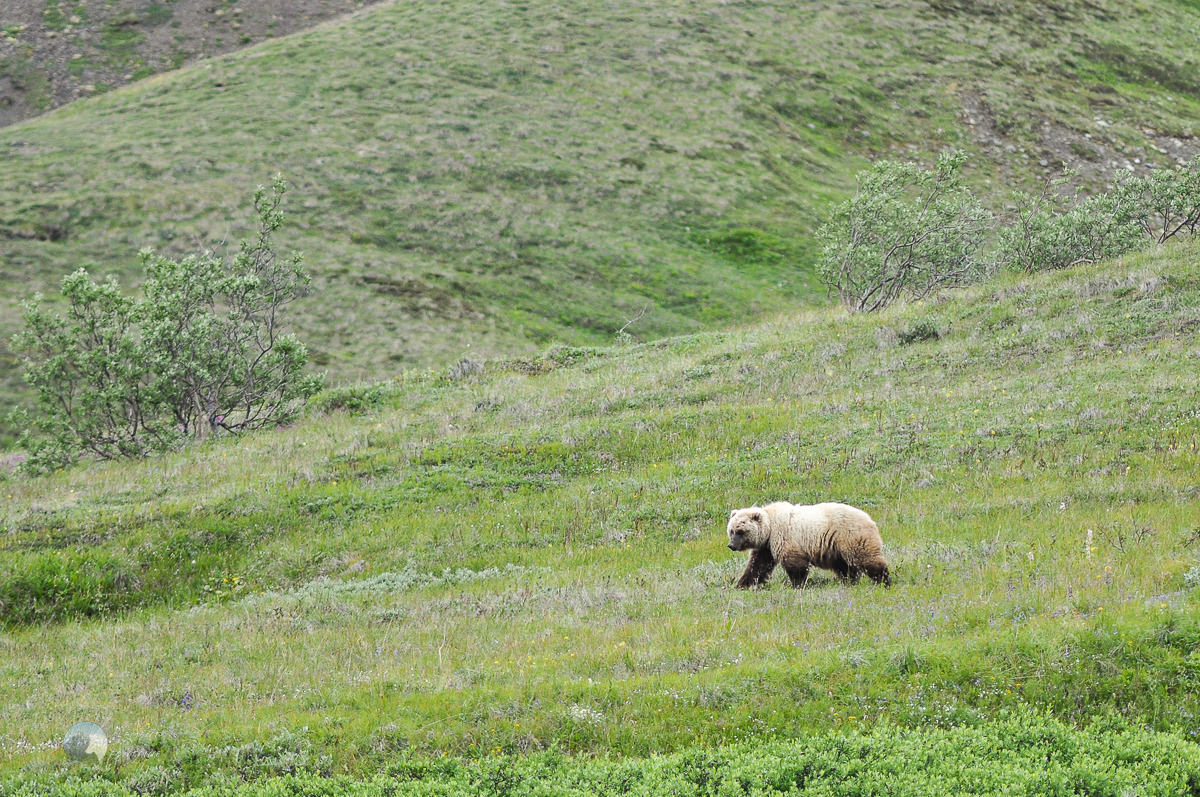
[7,0,1200,443]
[1,240,1199,786]
[0,0,391,126]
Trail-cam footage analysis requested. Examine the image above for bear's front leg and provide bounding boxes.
[736,548,776,589]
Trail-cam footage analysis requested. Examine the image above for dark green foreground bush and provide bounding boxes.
[9,713,1200,796]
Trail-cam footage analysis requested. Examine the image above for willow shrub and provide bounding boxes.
[815,151,993,313]
[9,177,324,472]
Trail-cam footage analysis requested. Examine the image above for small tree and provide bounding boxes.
[138,179,321,438]
[12,271,158,464]
[816,151,992,313]
[11,177,324,471]
[997,171,1144,273]
[1126,161,1200,244]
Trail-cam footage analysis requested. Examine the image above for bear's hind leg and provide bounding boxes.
[736,548,777,589]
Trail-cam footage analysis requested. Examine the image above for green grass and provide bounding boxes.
[5,715,1200,795]
[7,0,1200,444]
[0,57,52,111]
[40,1,67,31]
[1,242,1199,788]
[98,18,147,64]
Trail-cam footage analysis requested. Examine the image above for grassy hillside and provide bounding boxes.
[1,240,1199,788]
[8,0,1200,444]
[0,0,389,127]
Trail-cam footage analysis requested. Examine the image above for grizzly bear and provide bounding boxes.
[727,501,890,589]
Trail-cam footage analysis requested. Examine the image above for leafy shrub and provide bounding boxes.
[823,160,1200,297]
[0,550,141,625]
[315,383,389,414]
[10,177,324,471]
[817,151,992,312]
[997,173,1144,273]
[998,163,1200,274]
[898,318,940,344]
[1128,161,1200,243]
[5,713,1199,795]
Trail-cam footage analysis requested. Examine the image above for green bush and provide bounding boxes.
[823,160,1200,293]
[5,713,1199,795]
[998,163,1200,273]
[1129,161,1200,243]
[816,151,992,312]
[10,177,324,472]
[997,173,1144,273]
[0,550,140,625]
[314,383,390,415]
[898,318,940,344]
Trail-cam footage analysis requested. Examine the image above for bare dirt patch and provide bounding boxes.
[959,91,1200,188]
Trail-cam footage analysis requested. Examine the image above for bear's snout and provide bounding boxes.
[728,541,738,551]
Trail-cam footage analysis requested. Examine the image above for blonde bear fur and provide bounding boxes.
[726,501,890,589]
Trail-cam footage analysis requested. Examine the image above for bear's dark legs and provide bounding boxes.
[736,548,777,589]
[827,551,851,582]
[863,561,891,588]
[779,551,811,588]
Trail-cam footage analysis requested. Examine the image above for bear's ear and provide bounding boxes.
[751,511,763,523]
[729,509,737,518]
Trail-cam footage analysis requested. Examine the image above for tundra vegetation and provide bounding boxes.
[7,0,1200,446]
[14,156,1200,469]
[817,155,1200,311]
[5,0,1200,789]
[2,238,1200,790]
[9,178,323,472]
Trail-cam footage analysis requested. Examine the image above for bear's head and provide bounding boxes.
[727,507,767,551]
